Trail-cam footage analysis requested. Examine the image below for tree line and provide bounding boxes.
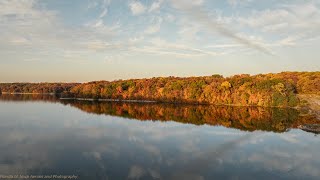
[0,83,78,94]
[0,72,319,107]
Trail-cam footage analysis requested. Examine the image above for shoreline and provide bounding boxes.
[60,97,157,103]
[1,92,56,95]
[59,97,299,109]
[1,92,319,112]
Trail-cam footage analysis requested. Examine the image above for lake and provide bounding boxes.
[0,94,319,180]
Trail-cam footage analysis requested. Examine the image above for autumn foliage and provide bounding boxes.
[0,72,319,107]
[68,72,319,107]
[0,83,78,94]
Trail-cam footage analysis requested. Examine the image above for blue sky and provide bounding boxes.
[0,0,319,82]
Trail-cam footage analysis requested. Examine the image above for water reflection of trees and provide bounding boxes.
[0,94,59,102]
[1,94,319,133]
[63,101,319,133]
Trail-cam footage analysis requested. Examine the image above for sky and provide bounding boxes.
[0,0,320,82]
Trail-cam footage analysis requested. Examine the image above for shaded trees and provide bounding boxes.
[0,83,78,95]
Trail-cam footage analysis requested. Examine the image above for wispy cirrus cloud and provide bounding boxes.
[144,17,162,34]
[233,2,320,47]
[170,0,273,55]
[149,0,164,12]
[0,0,121,61]
[227,0,252,7]
[1,0,320,81]
[129,1,146,15]
[99,0,111,18]
[128,37,220,58]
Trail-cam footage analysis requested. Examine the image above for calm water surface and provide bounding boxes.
[0,94,319,180]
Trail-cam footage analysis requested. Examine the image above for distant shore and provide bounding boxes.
[60,97,157,103]
[0,92,311,108]
[1,92,56,95]
[60,97,299,109]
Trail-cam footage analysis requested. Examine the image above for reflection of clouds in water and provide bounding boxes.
[83,151,102,161]
[278,133,299,144]
[142,143,161,157]
[128,165,146,179]
[248,153,294,172]
[171,173,204,180]
[0,102,320,179]
[0,135,52,175]
[246,150,320,178]
[172,134,253,178]
[148,168,161,179]
[228,132,320,179]
[178,138,200,153]
[111,119,247,144]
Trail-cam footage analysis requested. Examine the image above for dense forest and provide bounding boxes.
[0,72,319,107]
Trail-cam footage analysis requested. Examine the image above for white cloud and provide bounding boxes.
[128,37,219,58]
[87,0,99,9]
[206,44,242,49]
[0,0,61,48]
[102,0,111,6]
[192,0,204,6]
[235,2,320,41]
[99,8,108,18]
[0,0,123,62]
[87,41,108,51]
[10,37,30,45]
[227,0,252,7]
[170,0,204,10]
[271,36,300,47]
[165,14,175,22]
[236,9,293,31]
[144,24,161,34]
[144,18,162,34]
[178,23,201,42]
[100,0,111,18]
[186,1,320,52]
[129,1,146,15]
[171,0,204,7]
[83,19,120,42]
[170,0,272,54]
[149,0,163,12]
[129,36,145,43]
[2,0,320,66]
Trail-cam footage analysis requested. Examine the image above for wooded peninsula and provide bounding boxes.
[0,72,319,108]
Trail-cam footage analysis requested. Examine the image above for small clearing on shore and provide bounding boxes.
[298,94,320,120]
